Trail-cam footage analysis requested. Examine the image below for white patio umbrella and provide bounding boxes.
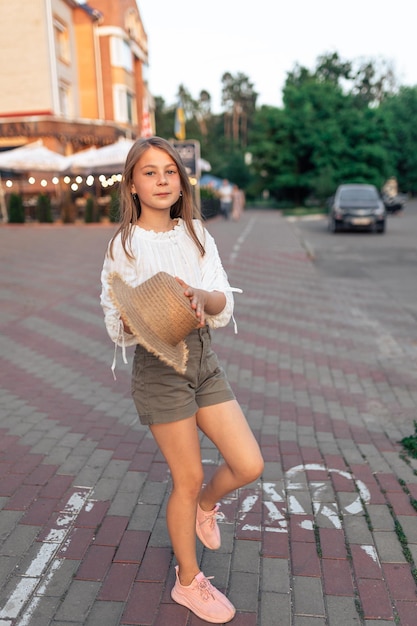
[0,140,69,173]
[68,137,135,174]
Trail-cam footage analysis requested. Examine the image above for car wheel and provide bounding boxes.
[376,220,386,234]
[328,216,340,233]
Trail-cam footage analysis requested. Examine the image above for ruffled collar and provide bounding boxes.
[133,218,183,239]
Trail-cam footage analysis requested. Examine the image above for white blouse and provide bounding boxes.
[100,218,240,354]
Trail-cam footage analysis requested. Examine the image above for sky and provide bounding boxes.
[139,0,417,113]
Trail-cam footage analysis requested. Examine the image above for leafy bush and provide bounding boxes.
[8,192,25,223]
[36,193,53,223]
[109,191,120,222]
[200,186,218,200]
[84,194,100,223]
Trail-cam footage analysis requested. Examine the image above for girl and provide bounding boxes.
[100,137,264,624]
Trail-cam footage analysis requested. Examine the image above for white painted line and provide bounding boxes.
[0,487,93,624]
[229,217,256,264]
[24,543,58,577]
[0,578,39,620]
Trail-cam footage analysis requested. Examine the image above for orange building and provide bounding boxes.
[0,0,153,156]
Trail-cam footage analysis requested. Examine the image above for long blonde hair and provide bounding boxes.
[108,136,204,259]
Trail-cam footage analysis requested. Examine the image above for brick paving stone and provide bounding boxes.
[357,579,394,620]
[136,546,172,582]
[261,557,290,594]
[94,515,129,546]
[322,559,355,596]
[85,601,124,626]
[58,527,95,560]
[4,484,41,510]
[0,524,39,557]
[23,464,59,487]
[395,600,417,626]
[386,491,417,516]
[0,473,25,497]
[75,500,110,528]
[319,528,348,559]
[121,581,163,625]
[291,542,321,577]
[75,544,115,581]
[397,514,417,543]
[382,563,417,601]
[289,516,316,543]
[229,570,260,612]
[293,575,325,617]
[21,496,59,525]
[114,529,150,564]
[373,531,407,563]
[260,592,291,626]
[54,580,101,623]
[327,596,362,626]
[39,474,74,499]
[232,539,261,574]
[366,504,395,531]
[350,544,383,579]
[97,562,138,601]
[151,603,189,626]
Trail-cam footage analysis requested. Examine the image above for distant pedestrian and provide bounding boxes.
[218,178,233,219]
[231,184,245,221]
[100,137,263,624]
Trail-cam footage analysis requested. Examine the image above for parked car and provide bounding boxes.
[328,184,386,233]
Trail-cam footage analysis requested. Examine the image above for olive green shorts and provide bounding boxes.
[131,326,235,425]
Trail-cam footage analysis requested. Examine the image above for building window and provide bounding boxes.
[110,36,133,72]
[54,18,70,64]
[113,85,134,124]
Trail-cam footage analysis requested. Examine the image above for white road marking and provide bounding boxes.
[237,465,371,533]
[0,487,93,625]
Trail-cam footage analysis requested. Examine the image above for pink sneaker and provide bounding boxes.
[196,503,221,549]
[171,565,236,623]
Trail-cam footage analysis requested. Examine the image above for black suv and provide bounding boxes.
[328,184,386,233]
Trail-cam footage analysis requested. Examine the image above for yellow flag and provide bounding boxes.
[174,101,186,140]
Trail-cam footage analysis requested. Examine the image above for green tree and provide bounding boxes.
[249,56,394,204]
[221,72,257,147]
[379,86,417,194]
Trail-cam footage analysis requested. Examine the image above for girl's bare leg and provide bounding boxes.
[150,416,203,586]
[196,399,264,510]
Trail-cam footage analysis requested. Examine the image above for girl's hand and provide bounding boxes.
[175,277,207,327]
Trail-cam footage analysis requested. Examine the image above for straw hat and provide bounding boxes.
[108,271,200,374]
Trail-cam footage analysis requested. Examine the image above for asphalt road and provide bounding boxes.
[290,199,417,322]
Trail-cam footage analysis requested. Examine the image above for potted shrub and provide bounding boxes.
[8,192,25,223]
[36,193,53,223]
[200,186,220,220]
[109,190,120,223]
[84,194,100,223]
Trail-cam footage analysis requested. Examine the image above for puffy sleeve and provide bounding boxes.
[100,234,139,347]
[198,224,240,330]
